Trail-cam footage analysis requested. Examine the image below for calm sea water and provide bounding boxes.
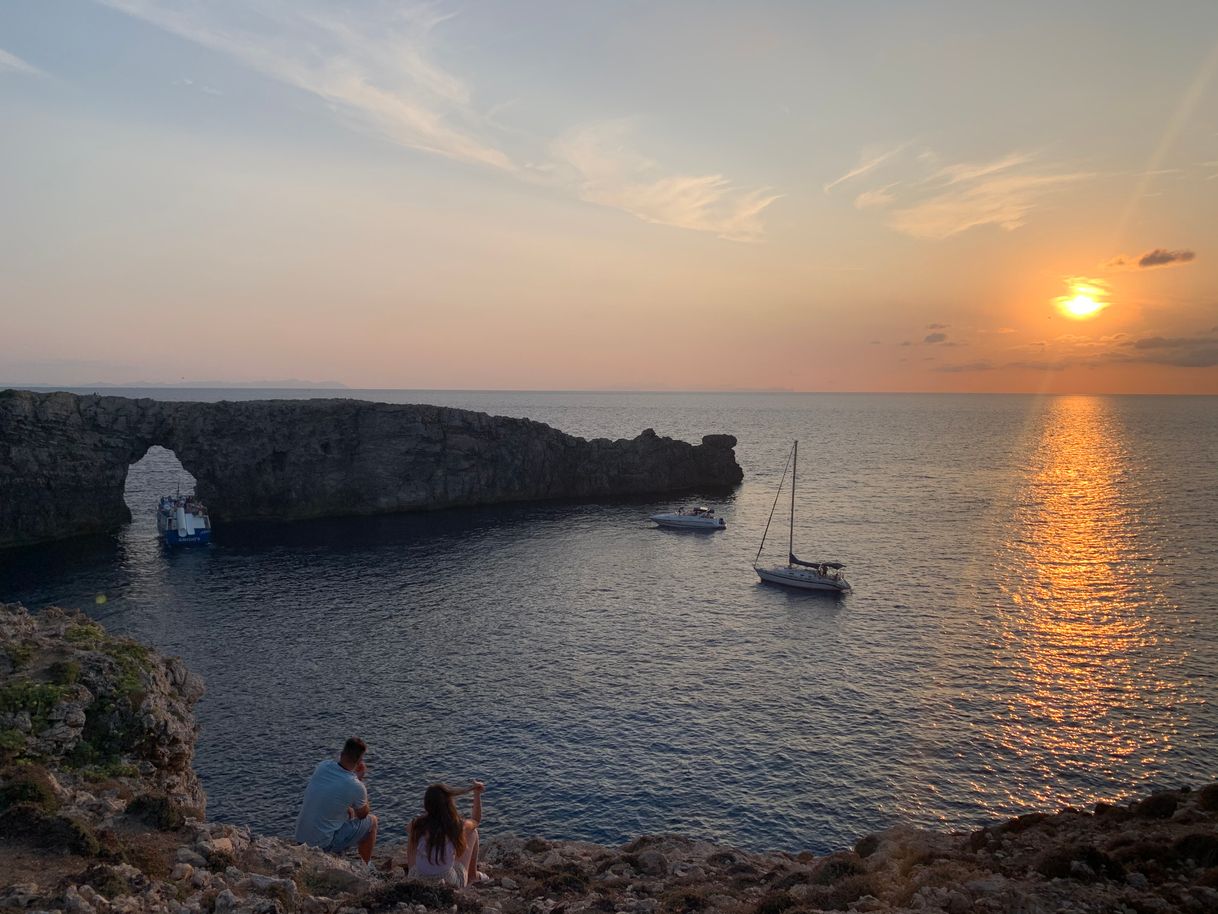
[2,390,1216,853]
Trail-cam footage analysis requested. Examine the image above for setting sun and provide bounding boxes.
[1056,280,1109,320]
[1062,294,1103,318]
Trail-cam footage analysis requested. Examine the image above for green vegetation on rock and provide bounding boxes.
[104,639,151,701]
[64,622,104,647]
[0,764,60,813]
[48,659,81,685]
[0,679,68,732]
[5,641,34,670]
[76,759,140,781]
[0,728,25,756]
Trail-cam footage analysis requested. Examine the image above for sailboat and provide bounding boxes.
[753,440,851,593]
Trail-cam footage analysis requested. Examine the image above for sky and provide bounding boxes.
[2,0,1217,394]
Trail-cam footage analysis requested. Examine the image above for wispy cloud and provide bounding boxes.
[832,143,1091,240]
[553,122,780,242]
[98,0,512,169]
[824,143,908,193]
[853,183,898,210]
[96,1,777,240]
[888,167,1090,240]
[1104,248,1197,270]
[923,331,948,344]
[0,48,45,78]
[928,151,1035,185]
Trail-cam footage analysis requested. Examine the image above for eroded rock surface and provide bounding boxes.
[0,390,743,548]
[4,603,1218,913]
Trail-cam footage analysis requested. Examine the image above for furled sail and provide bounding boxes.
[789,554,843,570]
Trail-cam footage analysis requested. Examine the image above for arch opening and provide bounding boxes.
[123,446,197,536]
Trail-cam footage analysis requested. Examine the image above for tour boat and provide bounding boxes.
[753,441,851,592]
[650,506,726,530]
[156,494,212,546]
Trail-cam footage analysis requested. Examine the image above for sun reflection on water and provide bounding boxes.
[995,396,1183,810]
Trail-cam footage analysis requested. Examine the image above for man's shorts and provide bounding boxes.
[327,815,374,853]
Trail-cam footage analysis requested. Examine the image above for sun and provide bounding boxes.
[1061,293,1103,318]
[1056,279,1109,320]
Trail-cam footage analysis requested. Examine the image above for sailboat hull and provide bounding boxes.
[755,565,851,593]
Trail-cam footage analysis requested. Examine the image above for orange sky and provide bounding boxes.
[2,2,1217,393]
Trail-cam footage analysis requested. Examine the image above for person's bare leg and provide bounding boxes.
[358,814,379,864]
[465,827,480,883]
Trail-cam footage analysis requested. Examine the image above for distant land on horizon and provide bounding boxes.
[5,379,351,390]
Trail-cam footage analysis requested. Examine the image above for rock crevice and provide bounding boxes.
[0,390,743,549]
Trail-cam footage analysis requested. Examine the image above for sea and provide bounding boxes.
[1,389,1216,854]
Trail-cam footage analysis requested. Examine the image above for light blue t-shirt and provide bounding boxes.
[294,759,368,848]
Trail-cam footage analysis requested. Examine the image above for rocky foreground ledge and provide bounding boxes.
[2,605,1217,914]
[0,390,743,549]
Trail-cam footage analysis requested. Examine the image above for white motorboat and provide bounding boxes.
[650,506,726,530]
[753,441,850,593]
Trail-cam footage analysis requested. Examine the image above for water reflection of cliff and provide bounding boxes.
[995,396,1183,809]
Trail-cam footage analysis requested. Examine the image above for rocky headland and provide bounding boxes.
[0,390,743,549]
[3,603,1217,914]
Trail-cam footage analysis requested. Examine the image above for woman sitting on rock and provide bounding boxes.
[406,781,486,887]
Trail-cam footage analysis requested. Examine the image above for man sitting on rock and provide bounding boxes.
[294,737,379,864]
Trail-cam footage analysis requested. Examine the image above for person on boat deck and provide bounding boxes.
[294,737,379,863]
[406,781,486,887]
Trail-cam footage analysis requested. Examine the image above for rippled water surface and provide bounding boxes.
[2,390,1216,852]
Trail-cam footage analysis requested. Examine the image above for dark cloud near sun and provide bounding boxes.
[1104,248,1197,270]
[926,322,948,330]
[923,331,948,344]
[934,329,1218,372]
[1124,335,1218,367]
[935,360,993,372]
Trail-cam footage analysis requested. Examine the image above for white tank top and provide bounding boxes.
[413,833,456,877]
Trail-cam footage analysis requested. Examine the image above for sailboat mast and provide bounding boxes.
[789,440,797,564]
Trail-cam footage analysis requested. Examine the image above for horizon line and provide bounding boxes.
[6,384,1217,398]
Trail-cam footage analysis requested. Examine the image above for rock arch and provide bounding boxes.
[0,390,743,549]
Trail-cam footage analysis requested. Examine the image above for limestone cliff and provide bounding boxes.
[3,603,1217,914]
[0,390,743,549]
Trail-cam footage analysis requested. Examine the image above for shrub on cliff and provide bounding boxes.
[1175,833,1218,869]
[1134,792,1179,819]
[48,660,81,685]
[125,792,187,831]
[663,886,714,914]
[0,728,25,759]
[75,863,138,899]
[0,801,100,855]
[0,679,69,732]
[357,880,457,911]
[753,889,796,914]
[1035,845,1123,881]
[0,764,60,813]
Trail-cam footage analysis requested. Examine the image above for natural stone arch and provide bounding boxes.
[0,390,743,549]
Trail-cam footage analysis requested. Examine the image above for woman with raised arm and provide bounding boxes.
[406,781,486,887]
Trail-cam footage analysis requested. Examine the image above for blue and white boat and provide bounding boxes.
[156,495,212,546]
